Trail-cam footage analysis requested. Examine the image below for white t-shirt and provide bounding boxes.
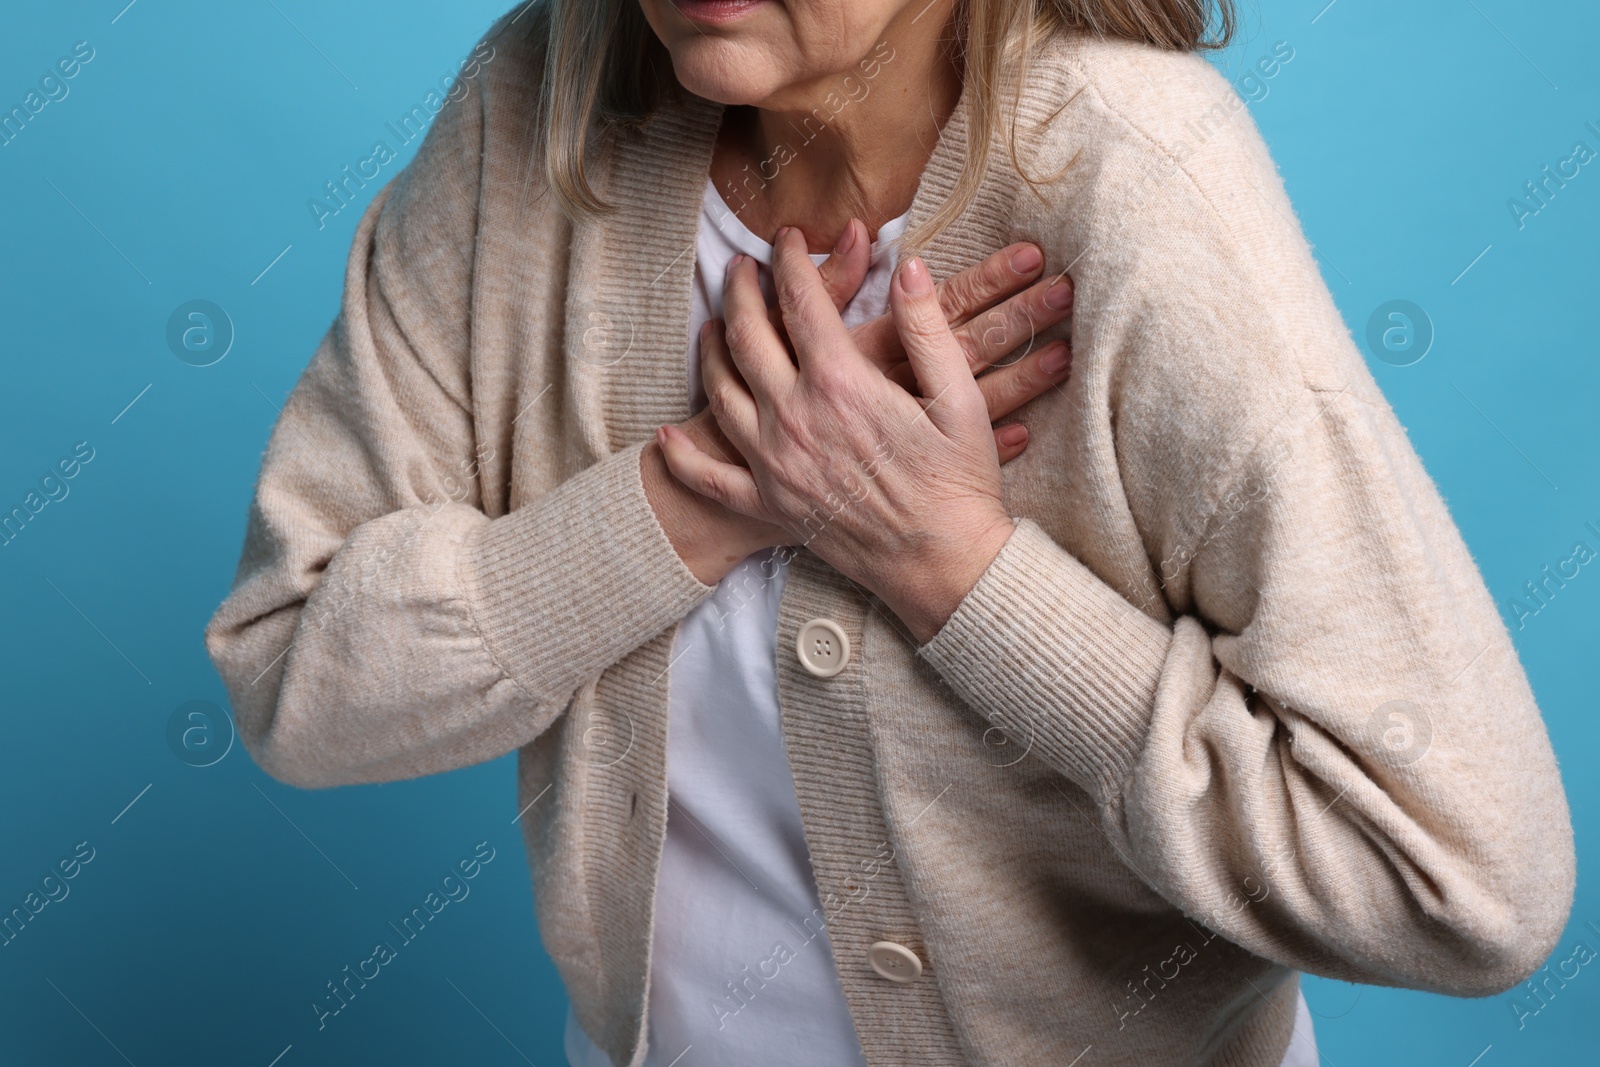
[564,178,1319,1067]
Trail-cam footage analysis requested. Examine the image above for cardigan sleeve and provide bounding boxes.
[918,384,1574,997]
[203,37,714,790]
[917,76,1574,996]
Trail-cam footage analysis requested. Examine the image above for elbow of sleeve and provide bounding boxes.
[248,730,351,791]
[233,693,354,791]
[204,627,351,791]
[253,753,345,792]
[203,627,334,783]
[1390,665,1577,995]
[1446,906,1574,999]
[1466,752,1578,996]
[1474,846,1577,997]
[1426,824,1577,998]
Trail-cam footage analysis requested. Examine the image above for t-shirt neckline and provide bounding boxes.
[701,177,911,267]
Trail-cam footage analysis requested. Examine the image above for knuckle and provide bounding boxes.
[775,271,813,317]
[1009,367,1040,401]
[979,309,1016,351]
[901,295,947,336]
[723,314,765,355]
[1011,299,1045,334]
[962,380,992,411]
[707,381,742,419]
[938,272,978,317]
[955,389,990,425]
[698,466,734,504]
[820,262,850,298]
[980,252,1015,296]
[808,362,854,398]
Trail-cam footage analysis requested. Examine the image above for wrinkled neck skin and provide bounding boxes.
[707,4,963,251]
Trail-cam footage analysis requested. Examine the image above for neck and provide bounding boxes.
[709,3,962,252]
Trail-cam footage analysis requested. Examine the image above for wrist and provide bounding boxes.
[876,508,1016,645]
[640,441,769,586]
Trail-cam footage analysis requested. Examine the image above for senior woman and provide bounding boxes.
[206,0,1575,1064]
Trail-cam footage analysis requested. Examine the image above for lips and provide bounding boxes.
[668,0,770,26]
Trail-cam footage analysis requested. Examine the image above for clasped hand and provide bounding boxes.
[658,224,1073,642]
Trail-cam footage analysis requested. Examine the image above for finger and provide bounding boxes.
[723,253,796,399]
[771,226,856,374]
[682,402,748,468]
[974,339,1074,422]
[658,424,766,517]
[698,319,761,447]
[890,255,974,430]
[846,313,902,375]
[935,242,1045,329]
[815,218,870,314]
[994,422,1030,465]
[956,273,1074,373]
[846,243,1053,375]
[765,219,870,347]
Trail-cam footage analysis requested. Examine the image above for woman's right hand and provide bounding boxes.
[643,232,1076,586]
[643,403,784,585]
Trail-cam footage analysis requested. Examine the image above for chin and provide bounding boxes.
[665,42,787,106]
[639,0,794,105]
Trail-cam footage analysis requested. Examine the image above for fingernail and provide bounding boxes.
[999,424,1028,446]
[833,221,857,256]
[900,256,933,296]
[1008,245,1042,274]
[1040,343,1071,375]
[775,225,792,243]
[1044,280,1074,311]
[725,254,743,280]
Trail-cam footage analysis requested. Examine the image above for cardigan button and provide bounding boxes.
[867,941,922,983]
[796,618,850,677]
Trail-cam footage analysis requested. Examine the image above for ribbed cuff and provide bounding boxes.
[916,517,1173,806]
[458,442,716,698]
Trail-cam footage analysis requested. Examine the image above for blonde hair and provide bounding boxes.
[525,0,1235,248]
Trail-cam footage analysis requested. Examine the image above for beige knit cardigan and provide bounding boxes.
[205,12,1575,1066]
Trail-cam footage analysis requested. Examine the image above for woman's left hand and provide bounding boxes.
[658,226,1039,643]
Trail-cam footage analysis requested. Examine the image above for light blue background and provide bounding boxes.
[0,1,1594,1064]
